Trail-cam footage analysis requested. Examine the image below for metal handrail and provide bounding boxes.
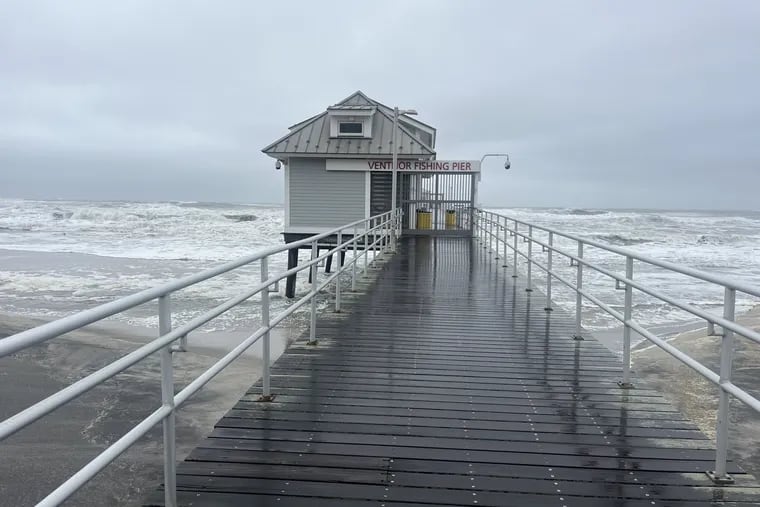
[0,208,402,506]
[473,208,760,485]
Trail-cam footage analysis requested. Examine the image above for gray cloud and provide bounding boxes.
[1,1,758,209]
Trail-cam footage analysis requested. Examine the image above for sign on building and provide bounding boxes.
[327,159,481,173]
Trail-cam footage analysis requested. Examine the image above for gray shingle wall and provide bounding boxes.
[289,158,366,228]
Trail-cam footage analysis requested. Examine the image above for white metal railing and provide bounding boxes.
[474,208,760,485]
[0,209,402,506]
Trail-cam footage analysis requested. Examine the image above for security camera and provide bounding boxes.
[275,160,282,170]
[504,155,511,170]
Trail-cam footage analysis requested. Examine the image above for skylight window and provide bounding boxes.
[338,122,363,135]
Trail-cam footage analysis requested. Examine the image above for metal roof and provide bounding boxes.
[263,91,436,158]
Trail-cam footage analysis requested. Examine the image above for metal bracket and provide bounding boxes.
[523,237,530,243]
[706,470,735,485]
[541,245,549,253]
[256,394,277,403]
[306,340,319,347]
[617,381,634,389]
[572,334,584,341]
[615,279,626,290]
[509,231,515,237]
[570,258,579,267]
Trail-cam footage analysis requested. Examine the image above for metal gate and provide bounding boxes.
[398,172,475,234]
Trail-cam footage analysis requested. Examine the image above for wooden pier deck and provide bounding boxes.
[146,237,760,506]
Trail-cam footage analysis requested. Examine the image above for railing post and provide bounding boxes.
[335,231,342,313]
[493,214,500,259]
[308,241,318,346]
[364,220,369,276]
[381,218,386,254]
[708,287,737,484]
[352,225,358,291]
[619,256,634,388]
[398,209,402,245]
[545,232,553,311]
[386,212,390,250]
[502,216,508,267]
[526,225,533,291]
[512,221,519,278]
[388,213,392,253]
[573,242,584,340]
[259,257,273,400]
[489,214,494,253]
[158,295,176,507]
[391,209,397,250]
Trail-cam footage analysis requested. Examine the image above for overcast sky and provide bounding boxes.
[1,1,758,209]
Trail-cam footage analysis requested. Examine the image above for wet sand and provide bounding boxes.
[631,306,760,479]
[0,313,299,506]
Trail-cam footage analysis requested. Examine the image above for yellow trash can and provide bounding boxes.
[445,209,457,228]
[416,209,432,230]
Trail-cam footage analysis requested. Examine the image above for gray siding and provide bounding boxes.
[289,158,366,228]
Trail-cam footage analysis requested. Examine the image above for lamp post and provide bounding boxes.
[391,107,418,247]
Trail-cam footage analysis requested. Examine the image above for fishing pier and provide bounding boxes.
[1,93,760,506]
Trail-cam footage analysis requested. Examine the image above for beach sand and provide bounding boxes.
[0,257,386,507]
[632,306,760,480]
[0,313,298,506]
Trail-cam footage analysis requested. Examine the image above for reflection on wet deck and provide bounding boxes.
[147,237,760,506]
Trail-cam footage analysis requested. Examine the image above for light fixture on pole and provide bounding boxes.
[480,153,510,170]
[474,153,511,209]
[391,107,418,247]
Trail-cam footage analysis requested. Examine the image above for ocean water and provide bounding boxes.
[0,199,296,332]
[488,207,760,330]
[0,199,758,335]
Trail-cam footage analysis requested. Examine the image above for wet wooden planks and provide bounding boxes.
[146,237,760,506]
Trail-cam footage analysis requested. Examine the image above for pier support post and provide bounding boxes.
[308,247,318,284]
[707,287,737,484]
[286,247,298,298]
[325,253,333,274]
